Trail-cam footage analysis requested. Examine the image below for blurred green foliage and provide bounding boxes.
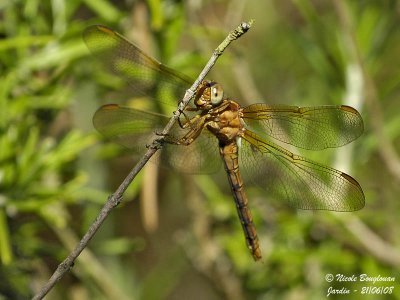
[1,0,400,299]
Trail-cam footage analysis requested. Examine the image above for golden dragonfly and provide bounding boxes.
[83,25,365,261]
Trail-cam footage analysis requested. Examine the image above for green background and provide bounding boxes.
[1,0,399,299]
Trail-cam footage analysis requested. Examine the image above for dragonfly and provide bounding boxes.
[83,25,365,261]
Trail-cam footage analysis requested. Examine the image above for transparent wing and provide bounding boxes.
[242,104,363,150]
[239,130,365,211]
[93,104,164,153]
[93,104,220,173]
[83,25,193,105]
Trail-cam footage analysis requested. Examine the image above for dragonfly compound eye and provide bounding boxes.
[211,83,224,105]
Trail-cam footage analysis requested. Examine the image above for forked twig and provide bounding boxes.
[32,20,253,300]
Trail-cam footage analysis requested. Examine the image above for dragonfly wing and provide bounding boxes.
[83,25,192,106]
[93,104,164,153]
[239,130,365,211]
[160,127,221,174]
[93,104,220,173]
[242,104,363,150]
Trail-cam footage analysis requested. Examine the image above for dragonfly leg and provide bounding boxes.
[178,112,190,129]
[183,106,199,112]
[167,135,194,146]
[178,111,200,130]
[167,125,204,146]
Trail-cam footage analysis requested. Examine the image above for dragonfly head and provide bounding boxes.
[194,81,224,109]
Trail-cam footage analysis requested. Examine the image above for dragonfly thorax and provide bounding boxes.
[206,100,245,145]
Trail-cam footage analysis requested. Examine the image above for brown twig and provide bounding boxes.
[32,20,254,300]
[51,226,132,300]
[141,163,159,233]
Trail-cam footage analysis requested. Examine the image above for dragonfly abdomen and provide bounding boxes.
[219,142,262,261]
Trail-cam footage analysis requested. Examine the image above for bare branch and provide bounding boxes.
[32,20,254,300]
